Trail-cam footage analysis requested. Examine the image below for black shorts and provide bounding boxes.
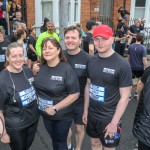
[86,114,121,148]
[73,101,84,125]
[27,49,37,61]
[132,70,144,79]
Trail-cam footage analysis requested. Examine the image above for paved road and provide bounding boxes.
[0,97,138,150]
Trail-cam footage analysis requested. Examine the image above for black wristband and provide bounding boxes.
[53,106,58,113]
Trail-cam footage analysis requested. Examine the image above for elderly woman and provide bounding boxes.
[33,37,80,150]
[0,42,40,150]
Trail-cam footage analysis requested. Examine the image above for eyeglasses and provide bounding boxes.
[93,37,108,43]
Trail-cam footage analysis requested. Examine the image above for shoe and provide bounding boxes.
[129,96,133,101]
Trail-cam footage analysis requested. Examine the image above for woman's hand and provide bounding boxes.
[45,107,56,116]
[1,133,10,144]
[32,63,40,76]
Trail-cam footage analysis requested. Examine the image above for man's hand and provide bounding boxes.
[104,123,117,138]
[1,133,10,144]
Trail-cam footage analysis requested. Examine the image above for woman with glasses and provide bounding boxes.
[0,42,40,150]
[33,37,79,150]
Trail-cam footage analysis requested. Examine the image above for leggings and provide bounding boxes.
[138,140,150,150]
[7,120,38,150]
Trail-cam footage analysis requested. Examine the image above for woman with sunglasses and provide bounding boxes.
[33,37,79,150]
[0,42,40,150]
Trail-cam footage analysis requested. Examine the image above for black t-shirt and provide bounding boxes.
[116,22,124,31]
[129,25,140,37]
[34,62,80,120]
[115,30,126,46]
[83,32,97,54]
[63,50,90,102]
[87,53,132,119]
[0,66,40,131]
[0,39,11,72]
[27,35,36,52]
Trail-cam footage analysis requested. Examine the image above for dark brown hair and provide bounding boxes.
[28,26,35,35]
[41,38,67,64]
[17,29,25,39]
[64,25,82,38]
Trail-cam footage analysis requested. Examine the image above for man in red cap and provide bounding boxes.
[82,25,132,150]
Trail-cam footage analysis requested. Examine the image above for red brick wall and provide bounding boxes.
[81,0,100,31]
[15,0,35,27]
[113,0,131,30]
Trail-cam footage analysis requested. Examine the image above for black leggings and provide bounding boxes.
[138,140,150,150]
[7,120,38,150]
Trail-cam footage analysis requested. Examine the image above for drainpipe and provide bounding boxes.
[21,0,27,24]
[124,0,126,8]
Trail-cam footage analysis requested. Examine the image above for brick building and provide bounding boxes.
[15,0,150,35]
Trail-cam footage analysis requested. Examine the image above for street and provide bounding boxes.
[0,97,138,150]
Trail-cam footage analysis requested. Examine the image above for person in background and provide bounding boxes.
[76,23,86,38]
[128,19,140,44]
[82,20,97,55]
[33,38,79,150]
[116,16,128,31]
[0,27,11,72]
[127,33,147,99]
[63,26,90,150]
[0,42,40,150]
[17,29,27,63]
[115,25,129,56]
[118,6,130,19]
[36,21,60,57]
[82,25,132,150]
[9,1,18,22]
[27,26,37,68]
[12,11,25,26]
[40,17,49,33]
[7,0,13,12]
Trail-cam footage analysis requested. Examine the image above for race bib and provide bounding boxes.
[19,86,36,106]
[0,55,5,62]
[38,97,53,111]
[90,84,105,102]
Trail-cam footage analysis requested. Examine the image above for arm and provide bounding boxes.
[89,44,94,56]
[137,80,144,101]
[82,78,91,124]
[143,57,147,70]
[45,92,79,115]
[29,44,37,54]
[0,111,10,143]
[35,34,43,57]
[105,86,132,137]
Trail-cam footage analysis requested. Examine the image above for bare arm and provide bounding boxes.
[137,80,144,101]
[0,111,10,143]
[82,78,91,124]
[105,86,132,137]
[45,93,79,115]
[143,57,147,70]
[29,44,37,54]
[89,44,94,56]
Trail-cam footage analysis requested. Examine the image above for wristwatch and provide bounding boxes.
[53,106,58,113]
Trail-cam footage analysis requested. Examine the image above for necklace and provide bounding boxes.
[8,68,32,102]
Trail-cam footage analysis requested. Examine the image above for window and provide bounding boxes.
[74,0,78,22]
[41,0,53,21]
[134,0,146,19]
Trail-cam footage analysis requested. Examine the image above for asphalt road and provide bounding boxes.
[0,97,138,150]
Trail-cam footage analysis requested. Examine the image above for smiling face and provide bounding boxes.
[7,47,24,72]
[42,40,60,63]
[64,29,82,51]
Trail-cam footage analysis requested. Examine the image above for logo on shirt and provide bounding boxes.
[103,68,115,75]
[28,77,34,83]
[51,76,63,81]
[75,64,86,69]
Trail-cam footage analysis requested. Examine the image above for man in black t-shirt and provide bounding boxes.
[64,26,91,150]
[0,27,11,72]
[83,25,132,150]
[128,19,140,44]
[116,16,128,32]
[82,20,97,55]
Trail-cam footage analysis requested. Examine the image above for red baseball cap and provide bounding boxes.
[93,25,113,39]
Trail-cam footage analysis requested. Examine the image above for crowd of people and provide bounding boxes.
[0,2,149,150]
